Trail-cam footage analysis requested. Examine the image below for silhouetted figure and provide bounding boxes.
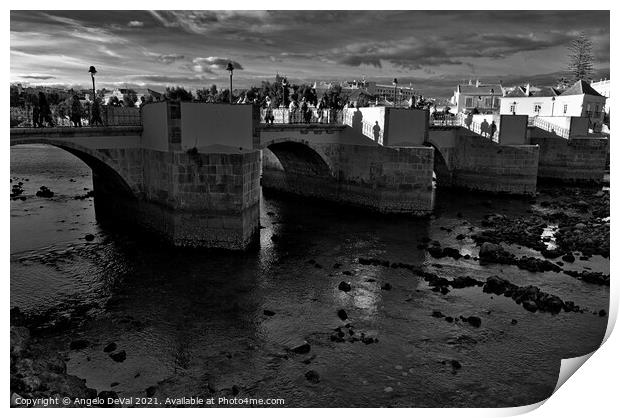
[352,106,363,134]
[464,113,473,130]
[317,99,325,123]
[264,98,274,125]
[480,119,490,138]
[90,98,104,126]
[71,95,83,127]
[301,98,311,123]
[38,92,54,127]
[32,99,41,128]
[288,99,298,123]
[373,121,381,142]
[489,121,497,139]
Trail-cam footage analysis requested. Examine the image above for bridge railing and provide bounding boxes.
[362,120,383,144]
[260,107,344,125]
[430,113,459,127]
[10,105,142,128]
[530,117,570,139]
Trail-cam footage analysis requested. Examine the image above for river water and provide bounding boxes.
[10,144,609,407]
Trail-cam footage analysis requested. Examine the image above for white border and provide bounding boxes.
[5,2,617,417]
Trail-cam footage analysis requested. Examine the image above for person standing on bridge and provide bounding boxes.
[71,95,83,127]
[480,118,490,138]
[489,121,497,139]
[31,97,41,128]
[373,121,381,142]
[288,98,299,123]
[38,92,54,127]
[90,98,104,126]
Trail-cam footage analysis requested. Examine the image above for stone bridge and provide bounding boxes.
[10,101,606,250]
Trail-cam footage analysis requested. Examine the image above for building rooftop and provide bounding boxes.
[504,85,561,98]
[560,80,604,97]
[457,83,502,95]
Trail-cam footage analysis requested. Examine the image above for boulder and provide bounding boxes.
[109,350,126,363]
[337,309,348,321]
[305,370,320,384]
[338,281,352,292]
[291,342,311,354]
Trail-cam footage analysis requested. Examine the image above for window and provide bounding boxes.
[534,104,542,113]
[465,97,473,107]
[563,104,568,114]
[485,97,493,107]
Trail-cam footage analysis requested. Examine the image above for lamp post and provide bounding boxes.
[226,62,234,105]
[551,96,556,116]
[88,66,97,102]
[512,101,517,115]
[392,78,398,107]
[490,88,494,110]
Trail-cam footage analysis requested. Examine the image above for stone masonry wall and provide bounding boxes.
[530,137,608,183]
[95,148,261,250]
[262,143,434,214]
[451,136,539,195]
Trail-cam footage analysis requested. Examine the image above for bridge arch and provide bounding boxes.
[424,142,452,187]
[263,139,335,179]
[10,138,140,198]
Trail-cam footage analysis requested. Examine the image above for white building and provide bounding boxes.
[500,80,606,124]
[450,80,503,114]
[590,78,610,115]
[341,80,416,103]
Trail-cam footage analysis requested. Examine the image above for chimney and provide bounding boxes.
[525,83,531,96]
[475,80,480,88]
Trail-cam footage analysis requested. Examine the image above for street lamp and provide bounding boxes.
[512,101,517,115]
[88,66,97,102]
[392,78,398,107]
[551,96,556,116]
[490,88,494,109]
[226,62,234,105]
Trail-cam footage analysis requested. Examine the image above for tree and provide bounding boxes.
[108,96,121,107]
[567,33,594,82]
[164,86,194,102]
[123,91,138,107]
[195,88,211,102]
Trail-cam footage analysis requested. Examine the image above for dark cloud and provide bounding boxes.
[157,54,185,64]
[20,74,55,80]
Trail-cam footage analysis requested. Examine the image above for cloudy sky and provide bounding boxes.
[10,10,610,96]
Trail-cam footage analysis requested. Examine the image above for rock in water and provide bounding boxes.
[337,309,348,321]
[263,309,276,316]
[109,350,127,362]
[84,234,95,241]
[291,342,311,354]
[562,253,576,263]
[103,342,117,353]
[338,281,352,292]
[305,370,320,384]
[522,300,538,313]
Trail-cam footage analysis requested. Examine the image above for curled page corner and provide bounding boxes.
[553,351,595,395]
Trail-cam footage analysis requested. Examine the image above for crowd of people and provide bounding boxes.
[27,93,104,128]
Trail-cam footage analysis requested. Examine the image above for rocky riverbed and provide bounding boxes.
[10,144,610,408]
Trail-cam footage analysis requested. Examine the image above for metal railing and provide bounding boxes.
[260,107,344,125]
[531,117,570,139]
[10,105,142,128]
[430,113,460,127]
[362,120,383,144]
[466,120,499,141]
